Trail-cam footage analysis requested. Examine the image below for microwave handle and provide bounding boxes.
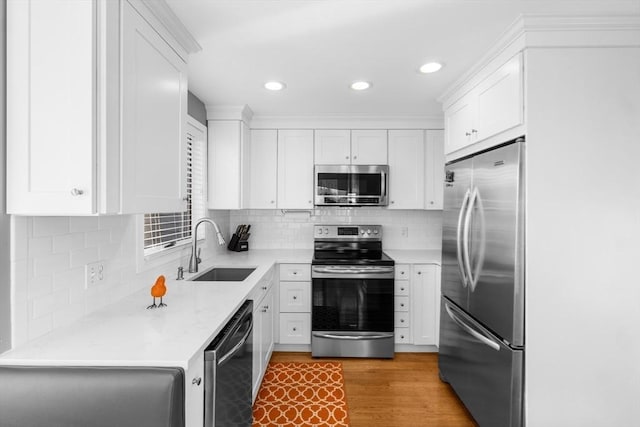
[381,169,387,198]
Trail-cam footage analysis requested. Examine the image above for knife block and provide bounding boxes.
[227,233,249,252]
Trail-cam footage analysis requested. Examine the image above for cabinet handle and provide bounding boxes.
[292,271,297,275]
[400,287,405,291]
[418,271,422,275]
[465,131,471,136]
[400,303,405,307]
[292,327,297,331]
[292,296,297,300]
[263,305,269,310]
[345,156,349,159]
[261,286,268,290]
[70,188,84,196]
[401,319,405,323]
[271,200,275,204]
[471,129,478,134]
[353,155,357,160]
[400,271,404,275]
[192,377,202,386]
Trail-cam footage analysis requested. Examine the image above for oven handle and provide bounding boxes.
[312,265,394,276]
[312,332,393,340]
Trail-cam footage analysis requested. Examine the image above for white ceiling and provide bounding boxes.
[166,0,639,119]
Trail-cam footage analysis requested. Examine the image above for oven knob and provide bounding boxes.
[360,230,365,235]
[373,229,379,235]
[366,229,372,235]
[324,228,329,234]
[317,228,322,235]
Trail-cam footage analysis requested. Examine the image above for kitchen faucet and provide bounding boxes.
[188,218,226,273]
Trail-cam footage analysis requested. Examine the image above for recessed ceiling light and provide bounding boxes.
[350,81,371,91]
[264,81,286,91]
[419,62,443,74]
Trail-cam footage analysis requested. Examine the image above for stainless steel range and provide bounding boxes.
[311,225,395,358]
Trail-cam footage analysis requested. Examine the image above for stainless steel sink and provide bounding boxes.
[189,267,256,282]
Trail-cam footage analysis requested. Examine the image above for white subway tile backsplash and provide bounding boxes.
[28,236,53,257]
[27,313,53,341]
[69,247,99,269]
[31,289,69,319]
[32,217,69,237]
[69,216,99,233]
[85,230,111,248]
[26,276,52,300]
[52,233,85,253]
[33,253,70,277]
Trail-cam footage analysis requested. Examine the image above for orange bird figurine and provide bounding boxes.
[147,275,167,309]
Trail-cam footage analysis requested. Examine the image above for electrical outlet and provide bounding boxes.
[401,227,409,237]
[85,261,105,289]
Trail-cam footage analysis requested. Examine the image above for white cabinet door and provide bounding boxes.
[208,120,248,209]
[277,130,314,209]
[279,313,311,344]
[260,288,275,374]
[7,0,96,215]
[248,129,278,209]
[412,264,441,346]
[476,52,524,142]
[388,130,425,209]
[425,130,445,210]
[444,94,476,155]
[314,130,350,164]
[121,1,187,214]
[184,351,204,427]
[351,130,388,164]
[279,282,311,313]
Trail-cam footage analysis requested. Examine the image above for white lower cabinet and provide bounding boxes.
[394,264,412,344]
[185,351,205,427]
[412,264,441,346]
[250,267,275,401]
[278,264,312,345]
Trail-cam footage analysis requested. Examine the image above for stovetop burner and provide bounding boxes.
[312,225,394,266]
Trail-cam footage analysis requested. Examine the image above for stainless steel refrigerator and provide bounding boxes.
[439,138,525,427]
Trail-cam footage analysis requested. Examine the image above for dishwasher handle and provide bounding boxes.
[217,315,253,367]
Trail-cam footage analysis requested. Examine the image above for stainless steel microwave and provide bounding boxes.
[314,165,388,206]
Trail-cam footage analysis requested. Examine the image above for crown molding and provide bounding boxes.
[135,0,201,54]
[249,114,444,130]
[206,105,254,123]
[438,14,640,106]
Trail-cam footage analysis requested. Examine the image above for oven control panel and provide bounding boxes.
[314,225,382,240]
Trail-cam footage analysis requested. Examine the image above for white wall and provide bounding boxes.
[9,210,229,348]
[525,46,640,426]
[0,0,11,353]
[230,208,442,250]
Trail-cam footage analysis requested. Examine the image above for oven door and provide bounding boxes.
[311,266,394,358]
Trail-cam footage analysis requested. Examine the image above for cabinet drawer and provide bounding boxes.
[395,280,409,296]
[279,264,311,281]
[394,296,409,312]
[395,264,410,280]
[395,312,410,328]
[279,282,311,313]
[278,313,311,344]
[395,327,412,344]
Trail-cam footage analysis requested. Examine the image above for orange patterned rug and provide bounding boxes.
[253,362,350,427]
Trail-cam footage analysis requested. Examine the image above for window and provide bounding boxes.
[143,119,207,257]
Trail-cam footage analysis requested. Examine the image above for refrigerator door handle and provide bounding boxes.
[456,188,472,288]
[464,187,486,292]
[462,187,477,289]
[445,302,501,351]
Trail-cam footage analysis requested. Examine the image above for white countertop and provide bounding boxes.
[0,250,312,369]
[385,249,441,265]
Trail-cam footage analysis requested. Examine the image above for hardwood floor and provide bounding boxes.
[269,352,478,427]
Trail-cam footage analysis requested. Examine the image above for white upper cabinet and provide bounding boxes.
[6,0,193,215]
[388,130,425,209]
[208,120,249,210]
[121,1,188,214]
[247,129,278,209]
[350,130,388,164]
[314,130,351,164]
[314,129,387,165]
[444,52,523,155]
[278,130,314,209]
[425,130,445,210]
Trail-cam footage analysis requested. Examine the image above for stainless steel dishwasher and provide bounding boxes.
[204,300,253,427]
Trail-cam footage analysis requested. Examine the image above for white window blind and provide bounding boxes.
[143,123,206,256]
